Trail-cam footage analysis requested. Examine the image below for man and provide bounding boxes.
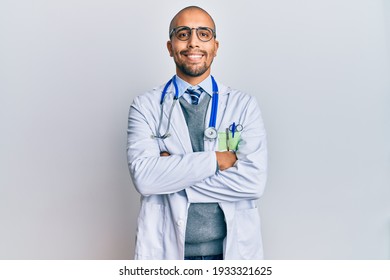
[127,6,267,260]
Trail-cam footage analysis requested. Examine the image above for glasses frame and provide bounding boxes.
[169,26,216,42]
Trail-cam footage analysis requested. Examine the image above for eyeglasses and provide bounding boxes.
[169,26,216,42]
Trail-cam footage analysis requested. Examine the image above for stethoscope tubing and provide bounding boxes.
[154,75,219,140]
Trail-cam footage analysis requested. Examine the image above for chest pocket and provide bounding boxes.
[217,130,241,151]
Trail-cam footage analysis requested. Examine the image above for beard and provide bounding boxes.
[174,55,214,77]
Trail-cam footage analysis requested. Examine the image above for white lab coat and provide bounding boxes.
[127,78,267,260]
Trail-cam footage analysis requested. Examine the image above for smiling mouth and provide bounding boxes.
[186,54,203,58]
[182,52,205,62]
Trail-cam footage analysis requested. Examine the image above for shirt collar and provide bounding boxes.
[175,75,213,98]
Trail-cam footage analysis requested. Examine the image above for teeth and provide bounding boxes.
[188,55,202,58]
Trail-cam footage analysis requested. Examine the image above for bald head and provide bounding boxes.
[169,6,216,38]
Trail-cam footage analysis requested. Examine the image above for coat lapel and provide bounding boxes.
[162,90,193,153]
[214,83,230,132]
[203,82,230,151]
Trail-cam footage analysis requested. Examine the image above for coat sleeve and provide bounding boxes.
[127,94,218,196]
[186,95,268,202]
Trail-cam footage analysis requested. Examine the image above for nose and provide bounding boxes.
[187,29,200,48]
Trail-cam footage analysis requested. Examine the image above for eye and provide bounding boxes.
[197,28,213,40]
[175,28,191,40]
[199,31,210,38]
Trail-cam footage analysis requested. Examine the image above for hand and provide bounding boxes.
[216,151,237,171]
[160,151,171,157]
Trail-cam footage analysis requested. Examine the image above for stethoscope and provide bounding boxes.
[152,75,219,140]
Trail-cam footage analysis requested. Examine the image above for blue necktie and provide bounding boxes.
[185,86,204,105]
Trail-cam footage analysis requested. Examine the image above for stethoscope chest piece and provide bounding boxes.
[204,127,217,140]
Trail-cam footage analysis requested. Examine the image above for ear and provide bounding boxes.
[167,41,173,57]
[213,40,219,57]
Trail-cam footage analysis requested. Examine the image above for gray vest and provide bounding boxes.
[179,94,227,257]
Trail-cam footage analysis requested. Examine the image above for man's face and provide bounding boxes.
[167,9,219,83]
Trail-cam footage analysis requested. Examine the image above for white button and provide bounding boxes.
[177,220,184,227]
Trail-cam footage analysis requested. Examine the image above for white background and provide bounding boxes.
[1,0,389,259]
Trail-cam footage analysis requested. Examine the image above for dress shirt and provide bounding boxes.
[175,75,213,104]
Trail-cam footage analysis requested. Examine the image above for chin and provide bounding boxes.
[180,65,209,77]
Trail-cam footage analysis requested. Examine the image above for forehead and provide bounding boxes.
[173,9,214,28]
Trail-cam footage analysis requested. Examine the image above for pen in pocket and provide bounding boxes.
[226,128,230,151]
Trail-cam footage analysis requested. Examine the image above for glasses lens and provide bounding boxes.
[175,27,191,41]
[196,27,213,42]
